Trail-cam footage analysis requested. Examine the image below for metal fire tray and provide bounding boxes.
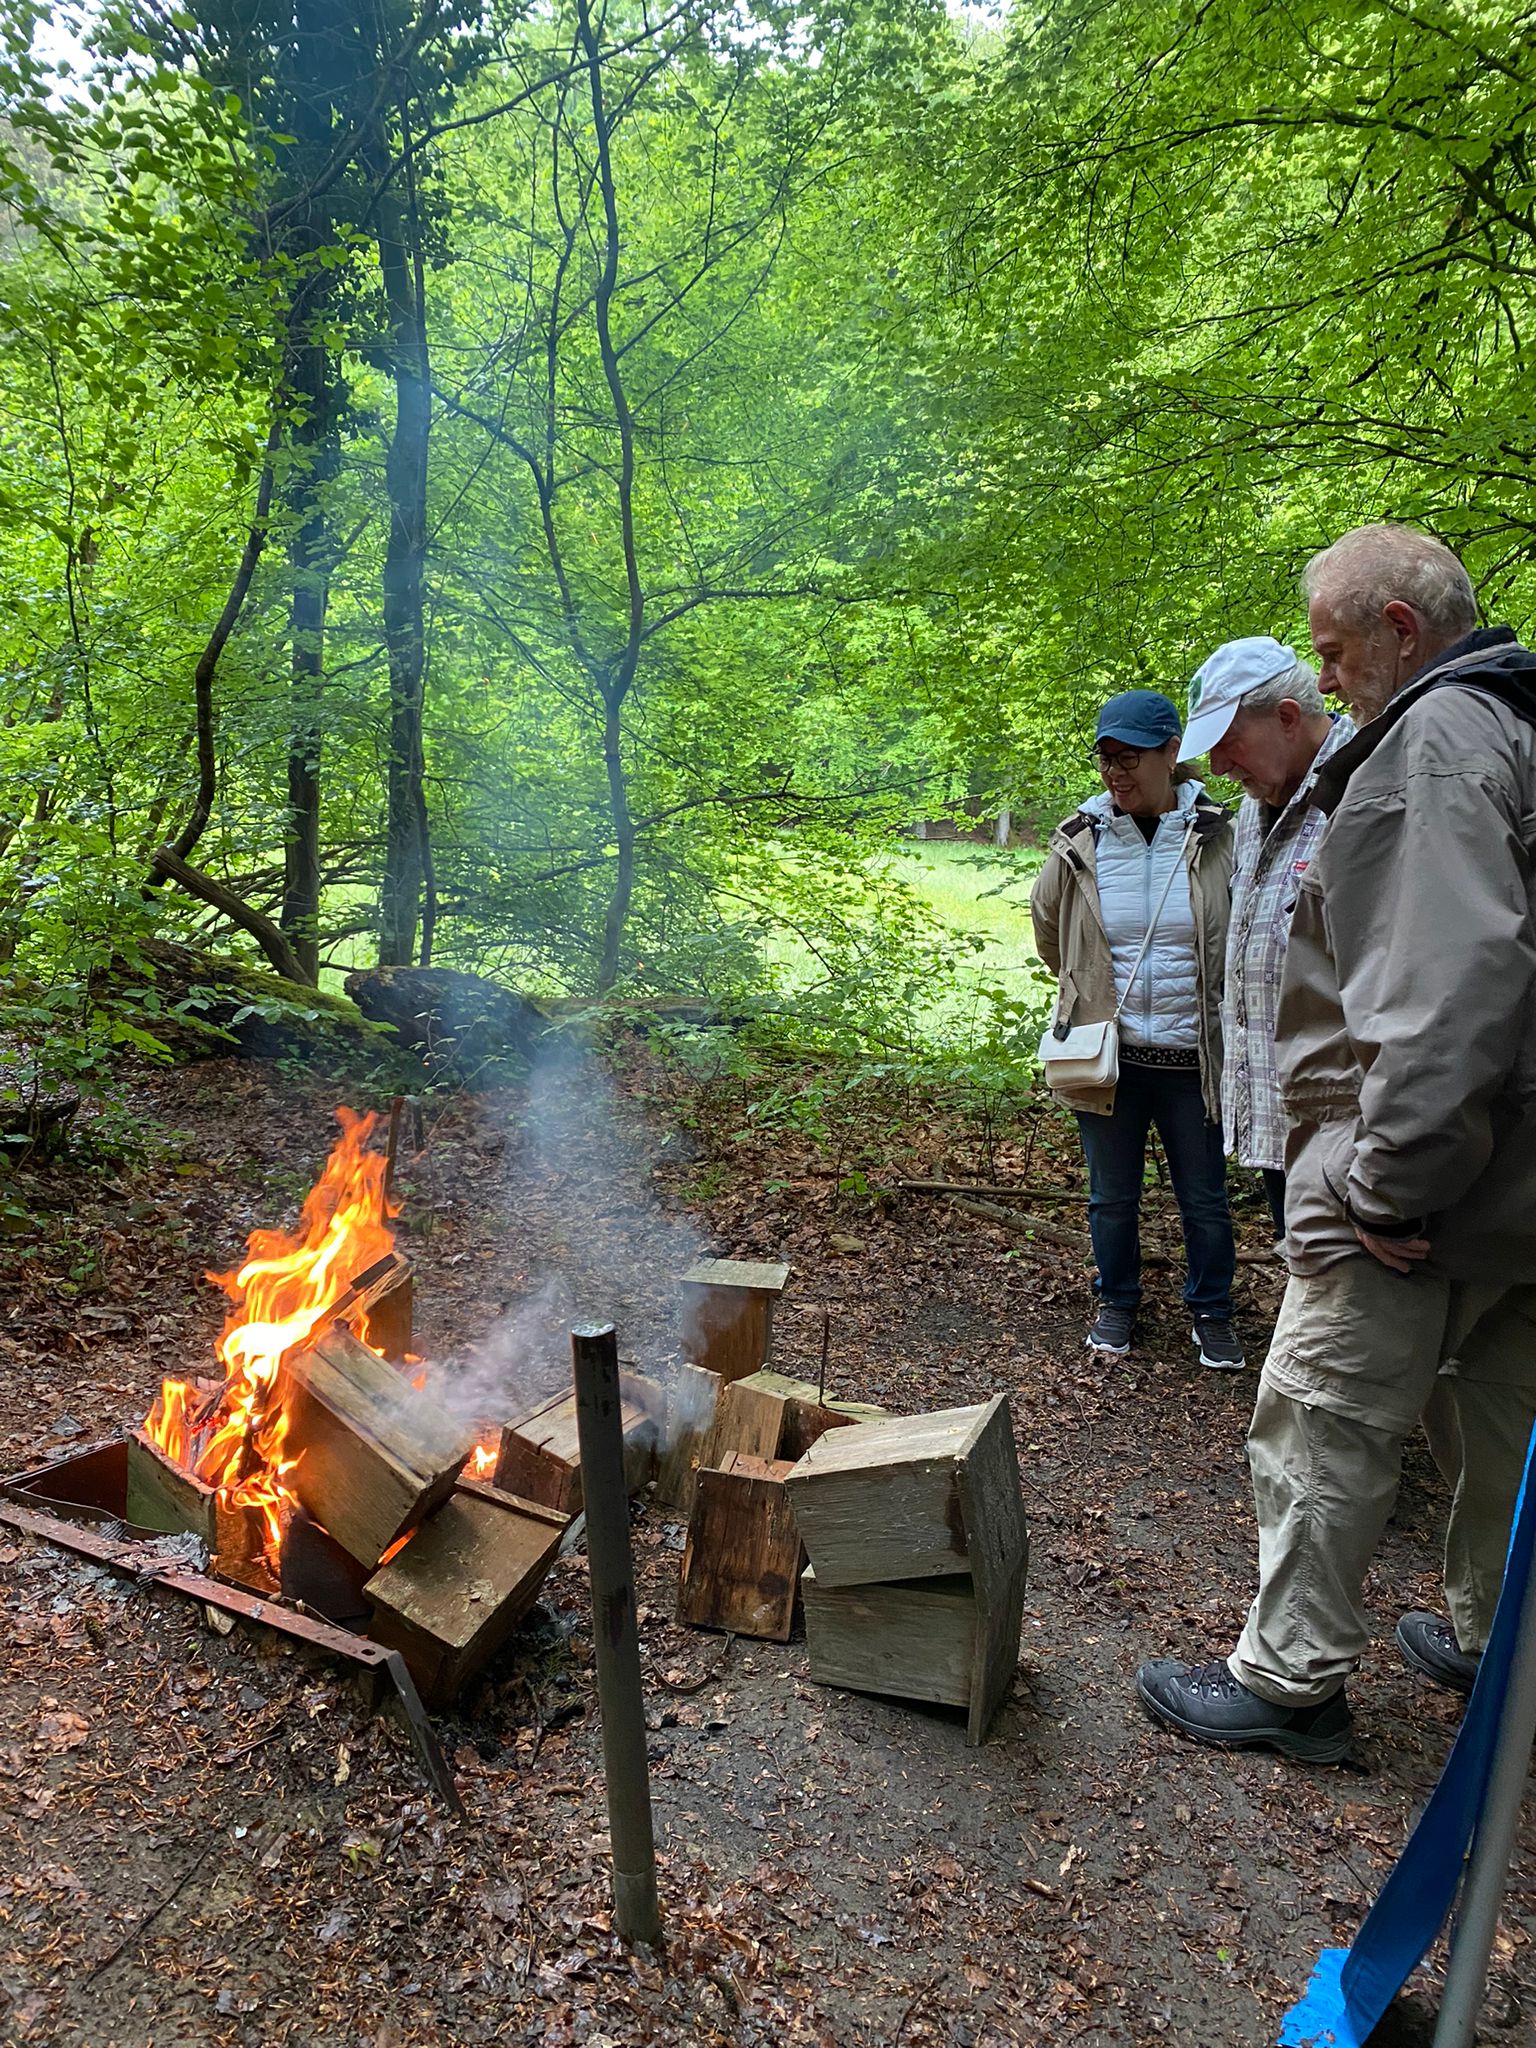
[0,1437,460,1811]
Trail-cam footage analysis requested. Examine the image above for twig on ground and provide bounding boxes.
[86,1845,213,1982]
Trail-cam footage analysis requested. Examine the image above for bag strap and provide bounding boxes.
[1111,811,1197,1022]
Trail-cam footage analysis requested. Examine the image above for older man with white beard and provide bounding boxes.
[1176,636,1355,1241]
[1137,524,1536,1762]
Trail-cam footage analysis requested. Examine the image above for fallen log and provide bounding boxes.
[938,1192,1275,1267]
[279,1326,476,1566]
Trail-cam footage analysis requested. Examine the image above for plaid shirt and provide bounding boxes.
[1221,715,1356,1169]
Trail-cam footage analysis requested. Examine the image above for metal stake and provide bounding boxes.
[1433,1540,1536,2046]
[571,1322,661,1945]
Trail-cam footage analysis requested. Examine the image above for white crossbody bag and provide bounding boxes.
[1036,816,1195,1104]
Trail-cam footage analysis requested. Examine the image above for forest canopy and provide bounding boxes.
[2,0,1532,1098]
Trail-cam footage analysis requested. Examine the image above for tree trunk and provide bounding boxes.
[597,691,636,994]
[282,324,334,984]
[375,107,431,969]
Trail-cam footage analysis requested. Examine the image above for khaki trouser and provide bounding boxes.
[1229,1258,1536,1708]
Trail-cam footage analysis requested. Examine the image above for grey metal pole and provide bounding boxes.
[571,1322,661,1946]
[1433,1537,1536,2047]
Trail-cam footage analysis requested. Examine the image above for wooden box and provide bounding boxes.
[678,1452,802,1642]
[365,1480,567,1706]
[494,1370,661,1516]
[125,1427,264,1558]
[678,1258,789,1384]
[279,1326,477,1566]
[803,1567,978,1708]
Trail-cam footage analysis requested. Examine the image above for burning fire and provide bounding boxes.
[144,1107,399,1553]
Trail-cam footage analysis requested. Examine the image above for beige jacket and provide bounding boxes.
[1029,784,1234,1119]
[1278,636,1536,1280]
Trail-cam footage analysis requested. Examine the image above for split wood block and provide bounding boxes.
[654,1363,723,1514]
[677,1452,802,1642]
[780,1394,889,1462]
[494,1371,661,1516]
[365,1479,567,1707]
[279,1325,477,1567]
[678,1258,789,1384]
[783,1395,1028,1590]
[124,1428,266,1559]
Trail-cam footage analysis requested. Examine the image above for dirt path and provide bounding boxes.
[0,1048,1530,2046]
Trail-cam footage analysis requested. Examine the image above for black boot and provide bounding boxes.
[1135,1656,1353,1763]
[1396,1611,1479,1698]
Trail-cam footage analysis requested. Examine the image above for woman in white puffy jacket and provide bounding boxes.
[1030,690,1240,1368]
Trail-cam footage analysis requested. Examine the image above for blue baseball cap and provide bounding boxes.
[1095,690,1183,750]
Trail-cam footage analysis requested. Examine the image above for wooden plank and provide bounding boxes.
[679,1260,790,1385]
[654,1364,721,1514]
[357,1262,413,1365]
[783,1398,1008,1589]
[280,1326,477,1566]
[955,1396,1029,1745]
[494,1386,657,1515]
[677,1453,802,1641]
[364,1480,566,1706]
[802,1567,978,1710]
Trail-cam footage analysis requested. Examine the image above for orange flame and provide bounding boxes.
[144,1107,398,1555]
[470,1440,498,1478]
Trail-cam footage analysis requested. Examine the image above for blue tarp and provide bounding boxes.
[1278,1422,1536,2047]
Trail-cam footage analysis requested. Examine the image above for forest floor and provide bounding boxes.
[0,1036,1532,2048]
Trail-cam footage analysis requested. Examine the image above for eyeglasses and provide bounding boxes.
[1091,746,1144,773]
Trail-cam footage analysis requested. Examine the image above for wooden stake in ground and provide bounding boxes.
[572,1323,661,1946]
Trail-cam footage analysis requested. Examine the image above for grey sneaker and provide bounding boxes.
[1087,1304,1135,1355]
[1193,1317,1245,1370]
[1396,1611,1479,1698]
[1136,1657,1353,1764]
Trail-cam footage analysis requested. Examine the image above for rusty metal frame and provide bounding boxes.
[0,1456,461,1812]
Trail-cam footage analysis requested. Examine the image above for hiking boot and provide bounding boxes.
[1135,1656,1354,1764]
[1396,1611,1480,1698]
[1086,1304,1135,1355]
[1192,1317,1246,1371]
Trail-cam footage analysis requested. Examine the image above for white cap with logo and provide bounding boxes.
[1178,635,1302,762]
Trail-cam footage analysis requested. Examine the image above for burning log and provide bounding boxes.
[678,1258,789,1384]
[494,1370,661,1515]
[677,1451,803,1642]
[279,1325,477,1566]
[364,1479,566,1706]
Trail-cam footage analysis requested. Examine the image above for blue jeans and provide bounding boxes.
[1075,1061,1235,1319]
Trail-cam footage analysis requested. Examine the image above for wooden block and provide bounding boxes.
[125,1428,266,1560]
[126,1426,218,1545]
[655,1364,722,1513]
[780,1394,889,1462]
[678,1452,802,1641]
[784,1396,1025,1590]
[701,1367,817,1469]
[678,1258,789,1384]
[955,1392,1030,1745]
[803,1567,978,1712]
[494,1383,657,1515]
[365,1480,567,1706]
[279,1325,477,1566]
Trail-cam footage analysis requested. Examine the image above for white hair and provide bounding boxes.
[1303,523,1478,637]
[1239,660,1325,717]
